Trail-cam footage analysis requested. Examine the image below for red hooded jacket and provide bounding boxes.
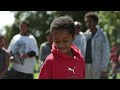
[39,44,85,79]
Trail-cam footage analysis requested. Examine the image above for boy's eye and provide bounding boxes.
[55,41,59,43]
[54,40,68,43]
[63,40,68,42]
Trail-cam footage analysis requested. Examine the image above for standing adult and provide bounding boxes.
[84,12,110,79]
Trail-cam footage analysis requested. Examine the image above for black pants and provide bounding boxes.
[4,68,33,79]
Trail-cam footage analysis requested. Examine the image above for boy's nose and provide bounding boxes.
[58,43,65,48]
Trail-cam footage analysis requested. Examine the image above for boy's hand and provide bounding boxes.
[20,53,29,60]
[9,56,19,64]
[9,56,14,62]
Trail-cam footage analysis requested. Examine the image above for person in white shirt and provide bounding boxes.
[73,21,86,57]
[5,20,39,79]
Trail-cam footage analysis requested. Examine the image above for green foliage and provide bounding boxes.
[5,11,87,48]
[5,23,19,44]
[54,11,87,32]
[5,11,120,48]
[5,11,55,47]
[98,11,120,47]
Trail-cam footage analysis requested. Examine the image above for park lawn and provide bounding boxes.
[108,73,120,79]
[34,61,40,79]
[117,74,120,79]
[34,73,39,79]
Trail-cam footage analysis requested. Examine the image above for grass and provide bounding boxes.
[34,61,41,79]
[108,73,120,79]
[34,73,39,79]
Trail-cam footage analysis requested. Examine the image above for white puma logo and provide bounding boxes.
[68,67,75,74]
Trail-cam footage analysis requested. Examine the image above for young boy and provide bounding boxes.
[38,16,85,79]
[0,35,9,79]
[5,21,39,79]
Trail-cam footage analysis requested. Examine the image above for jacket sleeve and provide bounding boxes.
[79,56,85,79]
[101,32,110,72]
[38,58,52,79]
[39,44,47,62]
[30,35,39,56]
[81,35,86,58]
[82,56,85,79]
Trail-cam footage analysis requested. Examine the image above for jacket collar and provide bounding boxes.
[51,44,81,60]
[85,26,103,38]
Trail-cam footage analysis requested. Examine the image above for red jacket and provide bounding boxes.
[39,44,85,79]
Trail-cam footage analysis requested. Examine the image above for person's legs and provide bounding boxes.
[14,71,33,79]
[24,74,33,79]
[4,68,33,79]
[112,62,120,79]
[85,64,92,79]
[112,73,117,79]
[108,62,116,76]
[4,68,21,79]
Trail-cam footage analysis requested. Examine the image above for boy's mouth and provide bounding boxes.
[58,47,67,50]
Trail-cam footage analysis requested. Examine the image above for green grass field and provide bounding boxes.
[108,73,120,79]
[34,73,39,79]
[34,61,41,79]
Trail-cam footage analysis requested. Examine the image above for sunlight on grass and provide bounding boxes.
[117,73,120,79]
[108,73,120,79]
[34,73,39,79]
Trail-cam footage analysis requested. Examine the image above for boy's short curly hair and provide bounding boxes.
[84,12,98,23]
[50,16,75,37]
[20,20,29,27]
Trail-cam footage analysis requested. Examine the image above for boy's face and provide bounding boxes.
[52,30,74,55]
[85,17,96,29]
[20,23,29,34]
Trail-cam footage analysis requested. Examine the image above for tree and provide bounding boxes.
[53,11,88,32]
[98,11,120,47]
[5,11,55,47]
[5,11,88,47]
